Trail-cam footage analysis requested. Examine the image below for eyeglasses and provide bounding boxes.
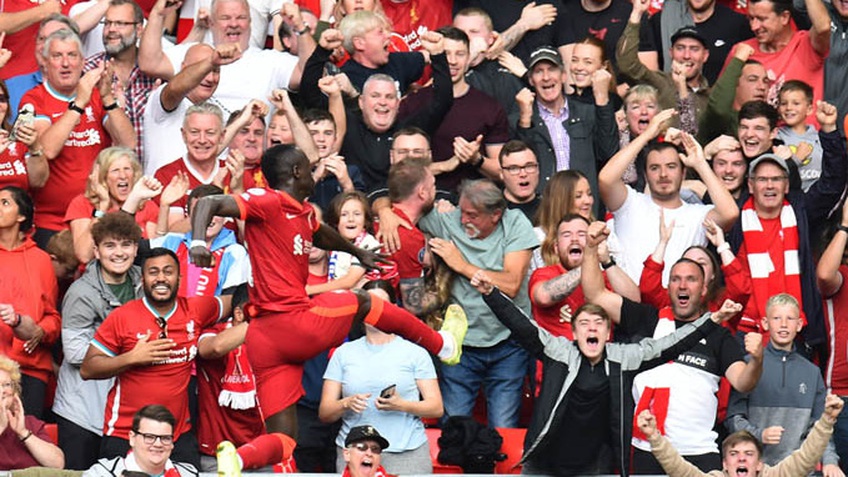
[349,442,382,454]
[752,175,787,185]
[502,163,539,175]
[155,317,168,339]
[100,20,139,28]
[133,431,174,445]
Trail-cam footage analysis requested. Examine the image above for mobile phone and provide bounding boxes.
[10,104,35,142]
[379,384,396,399]
[325,62,341,76]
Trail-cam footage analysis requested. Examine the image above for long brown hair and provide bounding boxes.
[535,171,593,266]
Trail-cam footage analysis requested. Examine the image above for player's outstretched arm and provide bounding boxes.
[189,195,242,267]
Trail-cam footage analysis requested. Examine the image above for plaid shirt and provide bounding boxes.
[85,53,157,160]
[538,99,570,172]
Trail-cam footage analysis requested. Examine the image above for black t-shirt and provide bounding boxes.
[617,298,745,377]
[543,357,612,474]
[454,0,566,64]
[645,5,753,83]
[341,52,426,95]
[556,0,639,74]
[506,196,540,223]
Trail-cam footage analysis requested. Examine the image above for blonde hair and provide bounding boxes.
[0,355,22,397]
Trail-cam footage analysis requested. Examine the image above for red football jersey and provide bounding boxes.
[153,156,232,212]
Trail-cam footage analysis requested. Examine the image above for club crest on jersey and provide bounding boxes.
[186,320,196,340]
[293,234,313,256]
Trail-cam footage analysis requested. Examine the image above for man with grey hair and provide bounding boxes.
[339,10,427,95]
[417,178,538,427]
[138,0,305,114]
[84,0,156,161]
[153,102,234,229]
[21,28,136,248]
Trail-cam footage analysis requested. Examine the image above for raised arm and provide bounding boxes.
[138,0,181,80]
[269,89,319,165]
[805,0,831,55]
[581,221,624,323]
[0,0,61,34]
[598,108,675,212]
[491,2,557,58]
[36,65,105,160]
[724,332,764,392]
[680,132,739,230]
[816,204,848,298]
[160,43,242,112]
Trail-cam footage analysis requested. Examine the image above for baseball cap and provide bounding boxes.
[528,46,563,70]
[345,425,390,450]
[670,26,708,48]
[748,153,790,176]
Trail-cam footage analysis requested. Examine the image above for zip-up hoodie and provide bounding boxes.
[725,342,838,466]
[481,288,722,476]
[0,237,60,383]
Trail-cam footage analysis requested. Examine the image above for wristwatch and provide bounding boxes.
[601,256,616,270]
[68,101,84,114]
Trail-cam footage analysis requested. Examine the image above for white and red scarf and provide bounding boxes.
[741,197,803,322]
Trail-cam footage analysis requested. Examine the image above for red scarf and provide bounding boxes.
[740,197,804,324]
[218,323,257,410]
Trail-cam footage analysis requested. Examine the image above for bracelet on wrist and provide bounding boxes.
[19,430,32,442]
[103,101,120,111]
[838,224,848,235]
[716,242,731,254]
[190,239,207,249]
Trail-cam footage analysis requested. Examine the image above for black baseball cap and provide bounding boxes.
[345,425,390,450]
[670,26,708,48]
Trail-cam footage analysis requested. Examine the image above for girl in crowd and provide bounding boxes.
[533,170,595,269]
[0,79,48,191]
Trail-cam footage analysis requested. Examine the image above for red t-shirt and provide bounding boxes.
[235,188,319,314]
[63,194,159,238]
[21,84,110,231]
[736,30,825,126]
[529,264,612,340]
[0,0,74,80]
[196,322,265,456]
[374,206,425,281]
[92,296,222,440]
[0,142,31,190]
[381,0,452,53]
[153,157,230,212]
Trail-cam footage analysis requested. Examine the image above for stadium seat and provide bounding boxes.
[494,427,526,474]
[43,423,58,445]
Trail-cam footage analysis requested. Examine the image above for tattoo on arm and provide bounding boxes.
[541,268,582,303]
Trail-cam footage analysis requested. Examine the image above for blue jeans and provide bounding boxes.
[440,339,530,428]
[836,396,848,472]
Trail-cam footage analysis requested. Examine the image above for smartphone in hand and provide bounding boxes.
[380,384,396,399]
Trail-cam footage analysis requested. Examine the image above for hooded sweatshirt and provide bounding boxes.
[0,237,61,382]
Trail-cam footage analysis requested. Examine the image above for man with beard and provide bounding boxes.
[529,213,639,339]
[81,248,232,467]
[581,221,764,473]
[417,178,538,428]
[598,109,738,285]
[84,0,157,160]
[53,212,143,470]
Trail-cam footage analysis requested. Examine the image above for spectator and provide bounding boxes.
[569,36,620,109]
[417,178,538,427]
[304,108,365,211]
[636,395,844,477]
[617,84,660,188]
[141,43,241,175]
[0,79,48,192]
[817,0,848,134]
[533,170,596,269]
[0,186,61,418]
[340,425,392,477]
[515,46,619,214]
[816,204,848,473]
[618,0,710,131]
[728,102,846,342]
[581,221,764,473]
[84,405,197,477]
[23,29,136,248]
[775,80,821,191]
[389,127,431,165]
[319,284,443,474]
[472,269,741,476]
[139,0,304,111]
[399,26,509,199]
[53,212,142,470]
[725,293,841,474]
[81,247,233,468]
[598,112,738,285]
[188,144,468,438]
[0,354,64,470]
[500,140,541,221]
[83,0,157,160]
[225,110,267,190]
[65,147,160,264]
[338,11,425,95]
[729,0,830,123]
[644,0,752,83]
[529,213,639,339]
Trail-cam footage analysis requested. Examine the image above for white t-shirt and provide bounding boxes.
[141,84,190,175]
[612,185,713,286]
[177,0,288,49]
[164,44,298,115]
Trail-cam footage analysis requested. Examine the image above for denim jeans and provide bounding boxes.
[836,396,848,472]
[440,339,530,428]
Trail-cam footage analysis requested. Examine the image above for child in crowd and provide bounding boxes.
[776,80,822,191]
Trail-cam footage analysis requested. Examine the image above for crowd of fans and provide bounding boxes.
[1,0,848,475]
